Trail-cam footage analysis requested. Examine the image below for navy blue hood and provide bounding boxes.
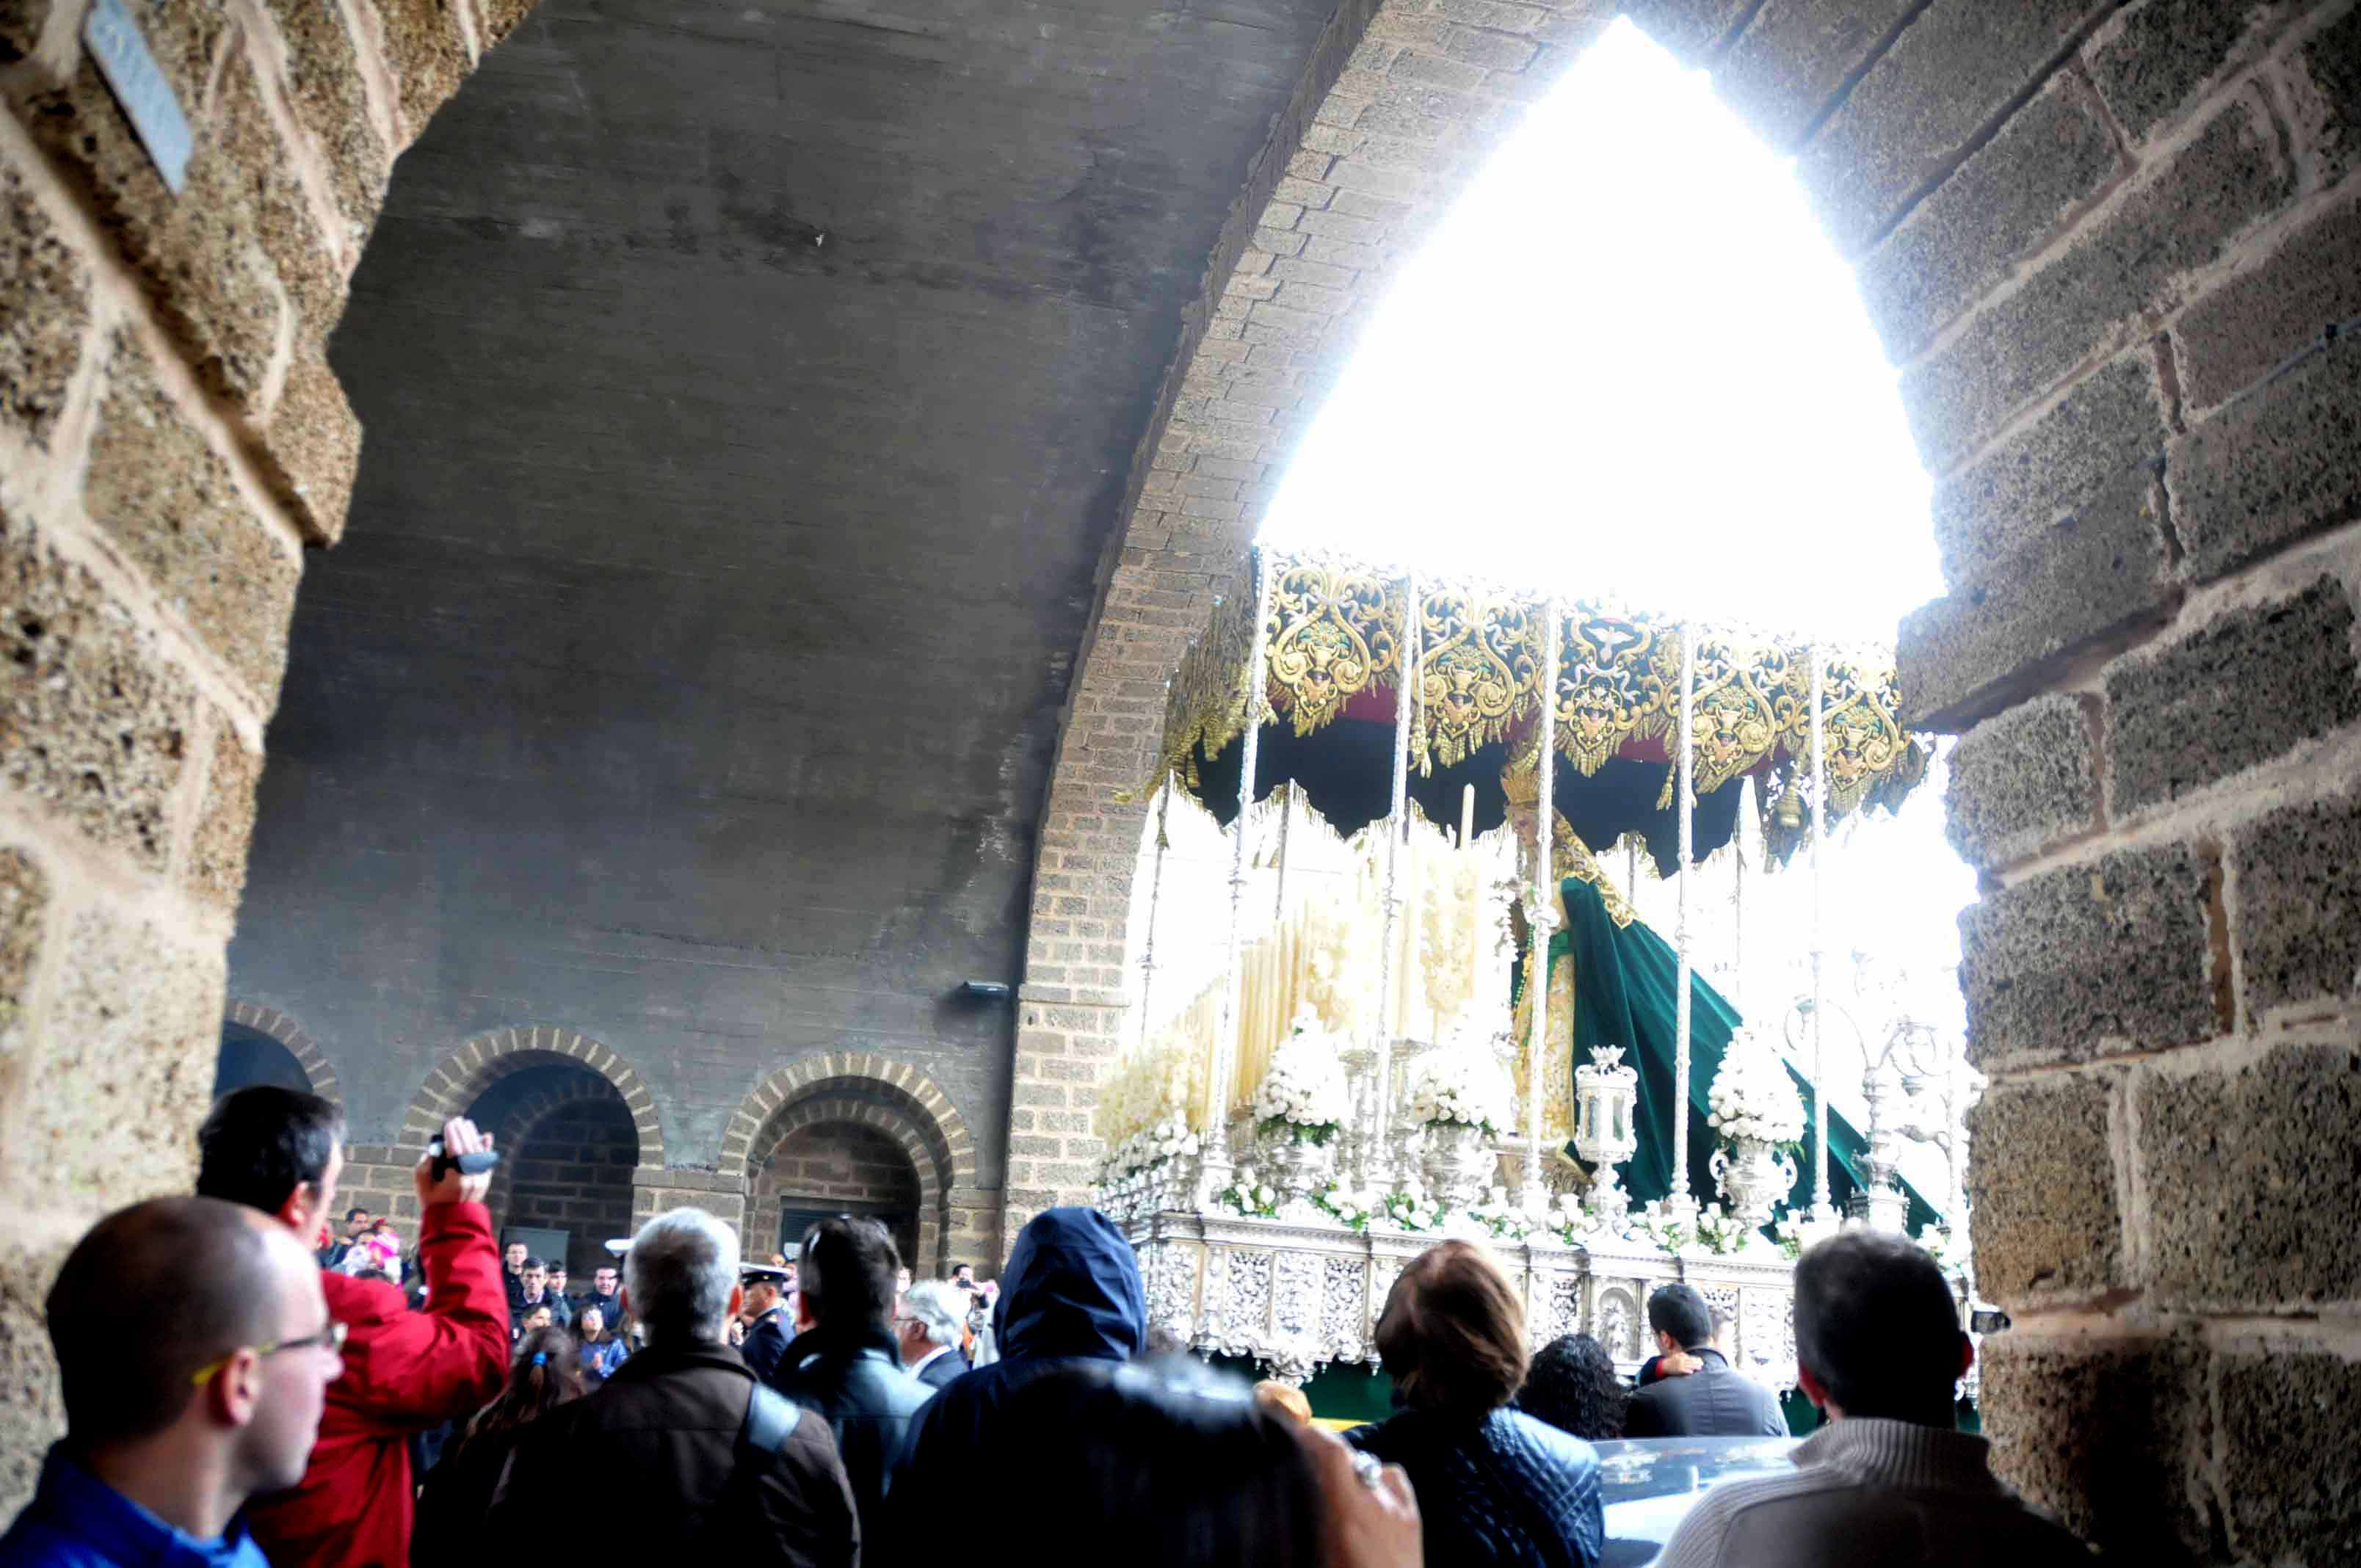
[993,1205,1145,1364]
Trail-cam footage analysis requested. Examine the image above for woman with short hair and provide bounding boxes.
[1346,1241,1604,1568]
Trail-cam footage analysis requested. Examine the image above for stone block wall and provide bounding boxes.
[1017,0,2361,1555]
[0,0,537,1510]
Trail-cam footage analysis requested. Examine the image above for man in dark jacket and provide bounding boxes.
[741,1264,794,1382]
[492,1207,858,1563]
[894,1208,1144,1553]
[766,1218,932,1546]
[197,1088,509,1568]
[1622,1284,1788,1439]
[896,1281,968,1390]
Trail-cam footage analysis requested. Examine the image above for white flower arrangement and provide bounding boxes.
[1252,1009,1349,1147]
[1462,1186,1537,1241]
[1405,1050,1512,1137]
[1628,1199,1696,1256]
[1689,1202,1753,1256]
[1706,1030,1807,1148]
[1312,1183,1379,1233]
[1099,1114,1200,1183]
[1216,1165,1280,1218]
[1379,1180,1444,1233]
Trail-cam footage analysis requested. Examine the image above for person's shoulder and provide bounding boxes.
[0,1511,109,1568]
[320,1268,406,1324]
[1655,1464,1834,1566]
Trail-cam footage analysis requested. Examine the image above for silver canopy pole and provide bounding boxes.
[1669,622,1697,1217]
[1523,600,1561,1215]
[1810,644,1832,1218]
[1203,551,1274,1203]
[1136,772,1173,1056]
[1374,572,1418,1191]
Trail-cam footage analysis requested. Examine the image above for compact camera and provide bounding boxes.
[426,1136,499,1180]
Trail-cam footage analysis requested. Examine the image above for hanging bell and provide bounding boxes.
[1774,788,1806,831]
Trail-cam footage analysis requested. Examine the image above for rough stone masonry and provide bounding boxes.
[0,0,2357,1558]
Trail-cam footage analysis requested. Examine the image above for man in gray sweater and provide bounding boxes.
[1657,1231,2089,1567]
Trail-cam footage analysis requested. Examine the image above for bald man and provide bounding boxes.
[0,1197,342,1568]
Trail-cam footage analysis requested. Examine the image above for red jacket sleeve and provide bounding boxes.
[330,1200,509,1431]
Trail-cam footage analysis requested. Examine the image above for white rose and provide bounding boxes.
[1257,1185,1275,1205]
[1238,1166,1257,1187]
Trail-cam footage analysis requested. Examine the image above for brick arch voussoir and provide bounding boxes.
[398,1026,666,1170]
[223,1000,344,1106]
[721,1056,974,1185]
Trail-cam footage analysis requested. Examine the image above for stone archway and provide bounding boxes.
[476,1068,642,1274]
[380,1025,664,1231]
[217,1001,342,1104]
[719,1055,984,1277]
[747,1092,942,1273]
[1009,3,2361,1558]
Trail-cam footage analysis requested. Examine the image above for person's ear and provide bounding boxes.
[728,1282,744,1320]
[205,1347,265,1431]
[1796,1365,1829,1411]
[275,1185,313,1238]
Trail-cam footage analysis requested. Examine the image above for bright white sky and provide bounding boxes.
[1260,18,1945,647]
[1259,19,1980,1194]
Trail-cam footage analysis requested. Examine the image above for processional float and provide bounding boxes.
[1097,548,1974,1393]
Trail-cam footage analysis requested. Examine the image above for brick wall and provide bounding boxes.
[752,1120,924,1268]
[500,1097,637,1277]
[1017,0,2361,1555]
[0,0,542,1508]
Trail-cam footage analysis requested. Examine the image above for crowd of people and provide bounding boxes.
[1,1082,2093,1567]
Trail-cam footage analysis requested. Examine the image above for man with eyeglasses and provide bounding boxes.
[195,1086,508,1568]
[0,1197,343,1568]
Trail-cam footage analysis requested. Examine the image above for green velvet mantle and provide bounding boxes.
[1546,875,1939,1231]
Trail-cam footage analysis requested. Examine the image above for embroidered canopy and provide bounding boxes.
[1151,548,1931,867]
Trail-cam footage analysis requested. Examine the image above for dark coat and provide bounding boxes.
[490,1341,858,1565]
[767,1326,935,1549]
[894,1208,1145,1556]
[1620,1348,1789,1439]
[741,1306,792,1382]
[911,1347,965,1391]
[1348,1407,1605,1568]
[411,1423,526,1567]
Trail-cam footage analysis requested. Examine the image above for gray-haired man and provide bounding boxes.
[487,1208,858,1562]
[896,1281,968,1391]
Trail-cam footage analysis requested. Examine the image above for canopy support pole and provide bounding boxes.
[1522,600,1561,1217]
[1136,773,1172,1057]
[1669,622,1698,1219]
[1731,782,1746,1016]
[1810,644,1834,1219]
[1374,572,1418,1191]
[1203,550,1274,1206]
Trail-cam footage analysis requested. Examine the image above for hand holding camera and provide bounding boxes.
[416,1116,498,1207]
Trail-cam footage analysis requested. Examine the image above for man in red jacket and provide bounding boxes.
[197,1086,509,1568]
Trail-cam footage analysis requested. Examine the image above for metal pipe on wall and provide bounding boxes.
[1523,599,1560,1213]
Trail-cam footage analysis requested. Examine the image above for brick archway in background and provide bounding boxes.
[480,1068,640,1260]
[719,1054,982,1277]
[344,1026,666,1229]
[746,1090,946,1274]
[222,1001,342,1104]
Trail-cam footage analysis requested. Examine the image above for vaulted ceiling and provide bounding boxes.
[231,0,1337,1169]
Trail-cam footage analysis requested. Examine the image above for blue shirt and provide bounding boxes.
[0,1449,274,1568]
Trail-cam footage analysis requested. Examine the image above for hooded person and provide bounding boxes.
[891,1208,1144,1550]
